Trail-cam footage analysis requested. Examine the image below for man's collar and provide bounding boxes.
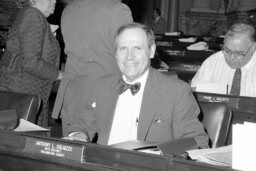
[122,69,149,85]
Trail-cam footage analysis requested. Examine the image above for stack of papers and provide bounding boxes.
[178,37,197,43]
[233,122,256,171]
[187,42,208,50]
[195,83,229,95]
[164,32,181,36]
[187,145,232,167]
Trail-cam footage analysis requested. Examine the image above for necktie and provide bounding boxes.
[230,68,241,96]
[118,79,141,96]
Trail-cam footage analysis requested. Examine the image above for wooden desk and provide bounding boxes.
[0,130,237,171]
[153,35,222,83]
[157,49,214,64]
[0,130,171,171]
[194,92,256,145]
[155,34,223,51]
[155,34,224,43]
[155,49,214,83]
[171,157,236,171]
[0,148,118,171]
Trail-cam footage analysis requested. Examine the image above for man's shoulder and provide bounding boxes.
[203,51,224,63]
[151,68,188,88]
[20,7,45,20]
[63,0,125,14]
[71,0,122,7]
[148,69,192,100]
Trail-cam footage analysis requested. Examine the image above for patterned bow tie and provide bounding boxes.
[118,79,141,95]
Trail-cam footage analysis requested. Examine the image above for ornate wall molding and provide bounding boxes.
[179,11,250,36]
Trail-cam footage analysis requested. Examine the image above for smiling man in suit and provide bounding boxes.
[65,23,209,149]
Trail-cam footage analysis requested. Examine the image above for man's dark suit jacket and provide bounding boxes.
[69,68,209,148]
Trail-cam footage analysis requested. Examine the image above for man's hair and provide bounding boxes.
[115,22,155,49]
[225,23,255,42]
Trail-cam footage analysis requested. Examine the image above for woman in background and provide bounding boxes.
[0,0,62,127]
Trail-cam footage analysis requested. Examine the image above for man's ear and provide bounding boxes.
[150,43,156,59]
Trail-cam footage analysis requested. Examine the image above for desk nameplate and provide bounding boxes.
[196,95,238,108]
[24,137,84,162]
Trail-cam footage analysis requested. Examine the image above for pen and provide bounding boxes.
[226,84,229,95]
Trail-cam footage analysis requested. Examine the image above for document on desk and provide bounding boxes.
[110,140,158,150]
[13,119,49,132]
[195,83,228,95]
[232,122,256,171]
[164,32,180,36]
[178,37,197,43]
[187,145,232,167]
[110,140,162,155]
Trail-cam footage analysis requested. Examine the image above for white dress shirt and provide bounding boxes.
[108,69,149,145]
[191,50,256,97]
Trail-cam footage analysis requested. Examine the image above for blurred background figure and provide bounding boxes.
[151,8,166,34]
[0,0,62,127]
[52,0,133,135]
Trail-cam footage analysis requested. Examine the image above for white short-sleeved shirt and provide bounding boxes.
[191,50,256,97]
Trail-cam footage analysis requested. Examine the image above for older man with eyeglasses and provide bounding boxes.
[191,23,256,97]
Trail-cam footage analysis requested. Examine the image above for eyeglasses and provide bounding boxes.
[222,46,252,58]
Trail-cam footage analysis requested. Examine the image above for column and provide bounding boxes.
[160,0,168,20]
[167,0,179,32]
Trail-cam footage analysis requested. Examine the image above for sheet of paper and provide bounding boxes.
[137,148,162,155]
[196,83,228,94]
[187,145,232,167]
[50,24,59,33]
[187,42,208,50]
[13,119,49,132]
[164,32,180,36]
[110,140,162,155]
[232,122,256,171]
